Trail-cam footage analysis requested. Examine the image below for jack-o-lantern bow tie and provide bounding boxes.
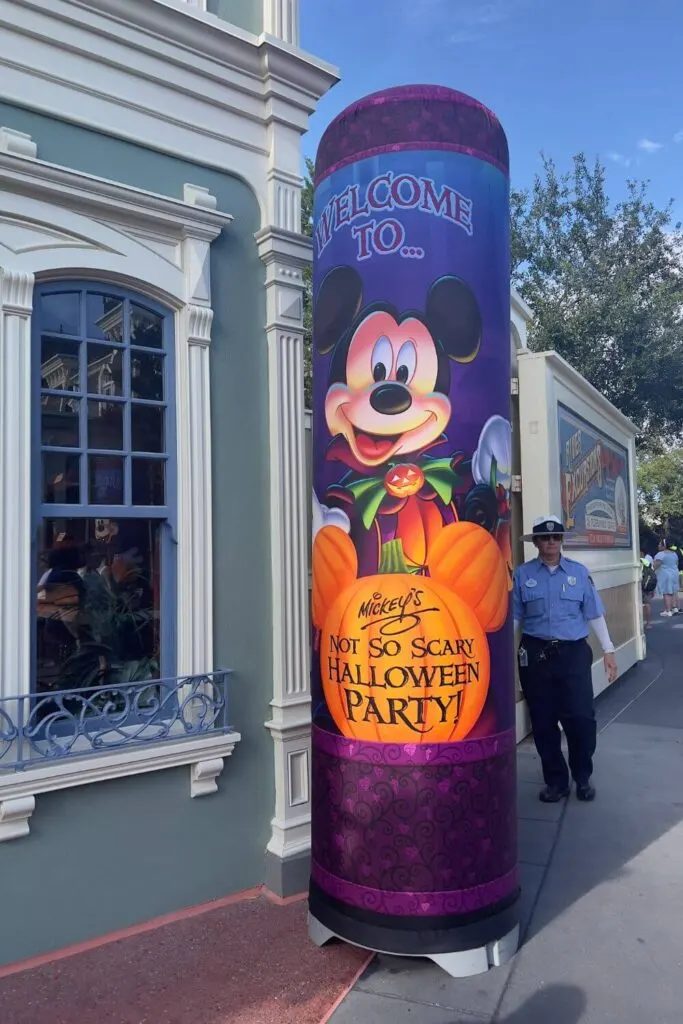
[342,456,464,530]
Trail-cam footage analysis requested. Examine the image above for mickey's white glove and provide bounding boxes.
[471,415,512,493]
[312,490,351,541]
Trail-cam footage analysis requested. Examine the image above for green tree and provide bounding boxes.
[301,157,314,408]
[512,154,683,444]
[638,449,683,537]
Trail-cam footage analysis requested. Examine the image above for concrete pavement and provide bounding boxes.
[330,608,683,1023]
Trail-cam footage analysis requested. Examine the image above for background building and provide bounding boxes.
[0,1,642,970]
[0,0,337,966]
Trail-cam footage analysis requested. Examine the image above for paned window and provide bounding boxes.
[33,284,176,697]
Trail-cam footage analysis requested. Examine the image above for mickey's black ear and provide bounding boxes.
[425,276,481,363]
[314,266,363,355]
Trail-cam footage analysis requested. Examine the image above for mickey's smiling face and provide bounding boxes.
[325,309,451,466]
[315,266,482,468]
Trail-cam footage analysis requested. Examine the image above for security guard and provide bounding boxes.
[513,515,618,803]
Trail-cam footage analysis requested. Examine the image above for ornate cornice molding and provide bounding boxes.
[0,153,231,241]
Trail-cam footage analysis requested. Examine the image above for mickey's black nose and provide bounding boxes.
[370,383,412,415]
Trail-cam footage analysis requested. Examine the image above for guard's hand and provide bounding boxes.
[604,652,618,684]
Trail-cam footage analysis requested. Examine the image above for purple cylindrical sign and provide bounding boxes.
[309,85,518,957]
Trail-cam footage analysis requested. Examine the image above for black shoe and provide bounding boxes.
[576,783,596,802]
[539,785,570,803]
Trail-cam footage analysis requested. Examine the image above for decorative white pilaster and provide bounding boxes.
[263,0,299,45]
[0,269,34,701]
[176,184,223,679]
[257,224,312,864]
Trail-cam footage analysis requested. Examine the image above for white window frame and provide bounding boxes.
[0,144,240,840]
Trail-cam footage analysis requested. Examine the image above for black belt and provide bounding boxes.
[522,635,584,648]
[521,635,585,662]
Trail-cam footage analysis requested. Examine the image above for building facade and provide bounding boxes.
[0,0,337,966]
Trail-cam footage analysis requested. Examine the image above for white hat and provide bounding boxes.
[522,515,565,541]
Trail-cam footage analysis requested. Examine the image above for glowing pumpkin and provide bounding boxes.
[384,463,425,498]
[312,525,358,630]
[428,521,508,632]
[320,555,490,743]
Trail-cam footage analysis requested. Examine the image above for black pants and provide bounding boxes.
[519,635,597,789]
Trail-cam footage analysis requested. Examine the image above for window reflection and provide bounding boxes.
[40,293,80,336]
[41,338,80,391]
[131,303,163,348]
[87,294,124,342]
[132,458,165,506]
[131,352,163,401]
[87,344,123,396]
[131,404,164,452]
[43,453,80,504]
[88,456,124,504]
[42,395,80,448]
[88,400,124,450]
[36,519,162,695]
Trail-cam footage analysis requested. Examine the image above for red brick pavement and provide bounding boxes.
[0,893,371,1024]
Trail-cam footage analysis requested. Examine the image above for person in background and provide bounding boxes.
[654,539,680,617]
[513,515,618,804]
[672,543,683,606]
[640,549,656,630]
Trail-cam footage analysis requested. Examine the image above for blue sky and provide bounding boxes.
[301,0,683,221]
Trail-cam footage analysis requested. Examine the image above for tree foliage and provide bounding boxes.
[512,154,683,444]
[638,450,683,538]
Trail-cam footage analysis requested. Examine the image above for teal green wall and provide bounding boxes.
[207,0,262,35]
[0,102,274,966]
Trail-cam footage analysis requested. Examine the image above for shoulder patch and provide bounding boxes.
[525,578,538,588]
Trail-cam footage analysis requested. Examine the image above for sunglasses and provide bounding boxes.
[538,534,563,542]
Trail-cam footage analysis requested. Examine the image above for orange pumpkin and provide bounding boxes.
[396,496,444,571]
[312,525,358,629]
[428,521,509,633]
[320,568,490,743]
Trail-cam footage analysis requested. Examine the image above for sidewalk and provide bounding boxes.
[331,608,683,1024]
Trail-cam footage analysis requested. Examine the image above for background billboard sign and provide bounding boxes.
[558,403,631,548]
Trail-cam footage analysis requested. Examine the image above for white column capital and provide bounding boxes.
[256,227,311,269]
[1,268,35,314]
[186,303,214,347]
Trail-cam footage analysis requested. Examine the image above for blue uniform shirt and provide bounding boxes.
[512,557,605,641]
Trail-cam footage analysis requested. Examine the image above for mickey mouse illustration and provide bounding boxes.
[314,264,512,577]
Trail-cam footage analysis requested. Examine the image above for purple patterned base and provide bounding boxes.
[312,861,518,917]
[311,726,518,917]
